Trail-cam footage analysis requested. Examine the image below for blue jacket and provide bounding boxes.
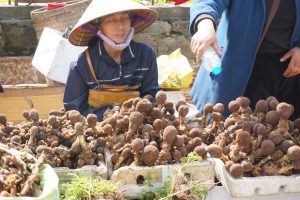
[190,0,300,117]
[63,40,160,120]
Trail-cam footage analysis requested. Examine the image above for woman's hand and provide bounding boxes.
[190,19,222,62]
[280,47,300,78]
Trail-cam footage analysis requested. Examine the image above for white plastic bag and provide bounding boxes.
[157,48,193,89]
[32,27,86,84]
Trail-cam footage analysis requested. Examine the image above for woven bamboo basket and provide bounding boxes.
[30,0,92,40]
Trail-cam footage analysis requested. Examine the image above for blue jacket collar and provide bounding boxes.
[97,40,136,66]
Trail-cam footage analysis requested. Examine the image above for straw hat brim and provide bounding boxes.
[68,0,158,46]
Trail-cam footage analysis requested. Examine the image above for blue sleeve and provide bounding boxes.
[190,0,229,35]
[140,49,161,98]
[63,60,109,120]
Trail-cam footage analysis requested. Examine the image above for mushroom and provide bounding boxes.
[142,145,159,166]
[276,102,294,131]
[255,100,269,122]
[228,100,241,122]
[202,103,213,128]
[131,138,144,165]
[229,163,244,178]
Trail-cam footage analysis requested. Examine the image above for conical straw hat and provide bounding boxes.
[68,0,158,46]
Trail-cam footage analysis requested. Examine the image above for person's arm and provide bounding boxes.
[63,61,96,117]
[140,49,161,98]
[189,0,229,61]
[190,0,229,35]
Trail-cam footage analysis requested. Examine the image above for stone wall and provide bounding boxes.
[0,5,195,84]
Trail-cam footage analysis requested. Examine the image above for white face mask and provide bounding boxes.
[97,27,135,51]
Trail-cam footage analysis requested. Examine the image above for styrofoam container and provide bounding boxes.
[111,159,215,198]
[214,158,300,197]
[54,161,107,184]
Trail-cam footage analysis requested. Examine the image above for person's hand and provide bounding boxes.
[190,19,222,62]
[280,47,300,78]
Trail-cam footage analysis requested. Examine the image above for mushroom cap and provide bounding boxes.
[236,131,251,148]
[131,138,144,152]
[153,119,164,131]
[122,99,134,108]
[0,114,7,126]
[268,130,282,145]
[29,109,39,121]
[110,153,120,164]
[142,145,159,166]
[268,99,279,111]
[265,111,280,127]
[228,100,240,113]
[212,112,222,122]
[213,103,225,113]
[133,97,142,107]
[206,144,222,158]
[149,141,158,148]
[287,145,300,160]
[189,128,201,138]
[23,110,30,120]
[174,135,185,147]
[242,121,256,134]
[203,103,213,114]
[162,125,178,144]
[261,139,276,156]
[270,150,284,160]
[262,161,278,176]
[129,111,144,128]
[225,160,234,172]
[255,100,269,113]
[142,124,154,135]
[30,126,39,135]
[280,140,295,153]
[194,146,207,159]
[294,118,300,129]
[266,96,278,105]
[256,124,268,137]
[68,110,82,124]
[224,118,235,129]
[87,114,98,127]
[177,146,188,157]
[74,122,84,134]
[175,100,187,111]
[236,97,250,108]
[47,115,58,127]
[276,102,294,120]
[172,150,182,161]
[178,105,189,117]
[164,101,174,111]
[143,95,153,102]
[241,160,253,172]
[150,107,163,120]
[103,124,113,135]
[229,163,244,178]
[155,91,167,105]
[106,117,117,128]
[191,137,202,148]
[136,99,153,115]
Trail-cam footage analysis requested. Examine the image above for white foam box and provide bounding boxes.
[110,159,215,198]
[54,161,108,184]
[213,158,300,197]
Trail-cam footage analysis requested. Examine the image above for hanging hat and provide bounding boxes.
[68,0,158,46]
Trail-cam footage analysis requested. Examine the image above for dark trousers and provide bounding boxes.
[244,51,300,120]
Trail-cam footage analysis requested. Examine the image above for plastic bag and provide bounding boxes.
[32,27,86,84]
[157,48,193,90]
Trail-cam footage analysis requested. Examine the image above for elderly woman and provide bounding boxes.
[64,0,160,120]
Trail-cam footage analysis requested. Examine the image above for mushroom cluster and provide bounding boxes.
[203,96,300,178]
[0,109,105,169]
[96,91,214,169]
[0,145,46,197]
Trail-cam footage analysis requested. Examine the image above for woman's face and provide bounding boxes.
[100,12,131,44]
